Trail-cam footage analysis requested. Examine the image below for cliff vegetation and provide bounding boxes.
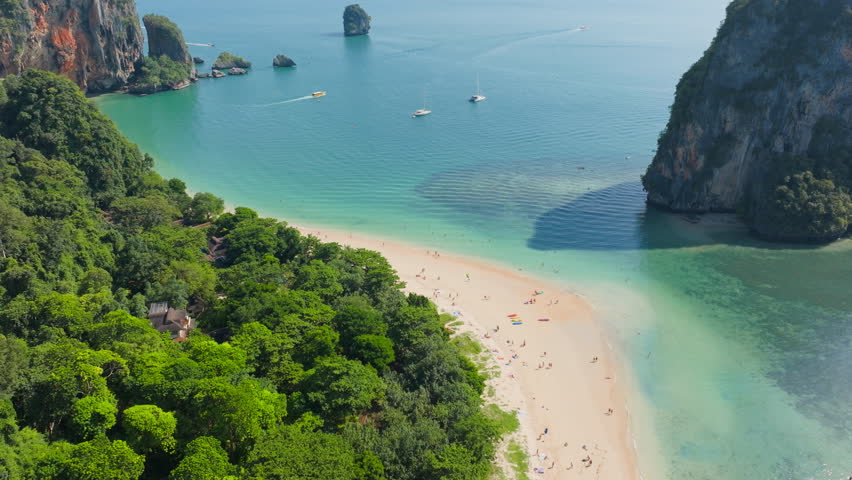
[213,52,251,70]
[130,55,192,94]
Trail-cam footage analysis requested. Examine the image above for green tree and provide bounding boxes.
[244,425,358,480]
[185,192,224,224]
[77,268,113,295]
[168,259,217,304]
[169,436,238,480]
[213,206,258,235]
[427,443,490,480]
[349,335,394,371]
[0,334,28,397]
[293,260,344,302]
[110,194,180,230]
[333,305,387,345]
[231,322,303,391]
[759,170,851,240]
[296,355,384,425]
[186,378,286,456]
[295,326,339,367]
[69,395,117,440]
[186,339,248,378]
[121,404,177,453]
[64,436,144,480]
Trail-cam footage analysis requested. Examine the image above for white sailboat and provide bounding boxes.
[469,74,486,103]
[413,91,432,117]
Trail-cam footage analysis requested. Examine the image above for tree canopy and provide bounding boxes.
[0,69,503,480]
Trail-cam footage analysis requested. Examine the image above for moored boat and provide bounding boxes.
[469,74,486,102]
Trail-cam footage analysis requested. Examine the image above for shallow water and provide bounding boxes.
[98,0,852,477]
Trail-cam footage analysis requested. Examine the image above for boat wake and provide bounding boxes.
[256,95,315,107]
[474,26,587,60]
[187,42,215,47]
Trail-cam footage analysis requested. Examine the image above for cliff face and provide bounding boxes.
[142,14,195,80]
[642,0,852,241]
[0,0,143,93]
[343,4,370,36]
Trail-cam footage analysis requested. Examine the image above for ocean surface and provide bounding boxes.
[97,0,852,478]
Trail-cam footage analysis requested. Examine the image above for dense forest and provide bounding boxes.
[0,70,507,479]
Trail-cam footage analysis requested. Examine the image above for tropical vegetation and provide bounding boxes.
[0,70,504,479]
[130,55,192,93]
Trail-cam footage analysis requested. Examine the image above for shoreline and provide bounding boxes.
[293,223,642,480]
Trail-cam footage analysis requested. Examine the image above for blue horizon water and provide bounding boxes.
[97,0,852,478]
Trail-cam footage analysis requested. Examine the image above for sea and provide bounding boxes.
[96,0,852,478]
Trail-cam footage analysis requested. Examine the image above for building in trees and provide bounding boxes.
[148,302,195,340]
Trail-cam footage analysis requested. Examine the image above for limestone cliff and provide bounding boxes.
[642,0,852,241]
[343,4,370,36]
[0,0,143,93]
[142,14,195,80]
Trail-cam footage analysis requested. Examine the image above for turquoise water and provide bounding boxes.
[98,0,852,478]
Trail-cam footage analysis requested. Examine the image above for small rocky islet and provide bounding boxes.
[127,14,196,94]
[212,52,252,70]
[273,54,296,67]
[343,4,371,36]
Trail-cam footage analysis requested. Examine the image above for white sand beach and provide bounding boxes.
[296,225,640,480]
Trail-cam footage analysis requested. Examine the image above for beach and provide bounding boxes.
[296,225,640,480]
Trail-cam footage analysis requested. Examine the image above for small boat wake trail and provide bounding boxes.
[475,27,586,60]
[187,42,214,47]
[255,95,315,107]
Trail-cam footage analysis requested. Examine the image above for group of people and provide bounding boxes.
[410,253,616,478]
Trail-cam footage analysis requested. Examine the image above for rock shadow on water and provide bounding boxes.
[527,181,843,251]
[527,181,728,251]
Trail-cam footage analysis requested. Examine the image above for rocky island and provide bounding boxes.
[212,52,252,70]
[642,0,852,242]
[343,4,371,36]
[0,0,143,93]
[128,15,197,94]
[273,54,296,67]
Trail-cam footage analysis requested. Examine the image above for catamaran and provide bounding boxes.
[469,74,486,103]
